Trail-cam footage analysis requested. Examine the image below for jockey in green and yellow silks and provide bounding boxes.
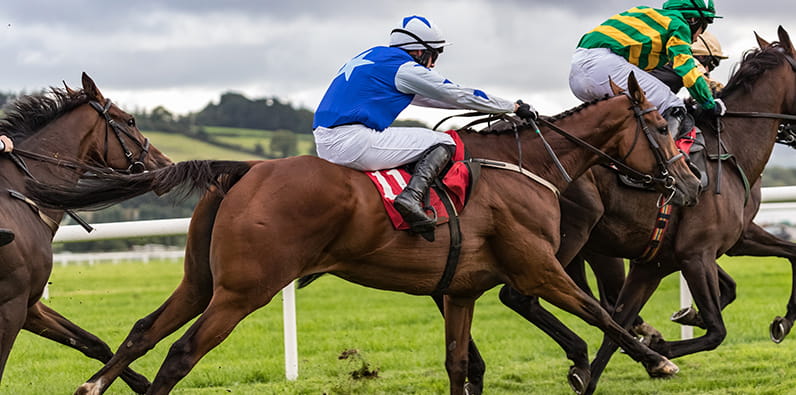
[569,0,723,135]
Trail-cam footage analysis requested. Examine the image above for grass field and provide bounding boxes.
[4,256,796,394]
[143,131,268,162]
[202,126,316,156]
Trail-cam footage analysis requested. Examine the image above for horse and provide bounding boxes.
[0,73,172,391]
[486,26,796,395]
[27,72,701,395]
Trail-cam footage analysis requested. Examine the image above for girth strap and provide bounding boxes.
[470,158,560,197]
[8,189,59,234]
[431,180,462,295]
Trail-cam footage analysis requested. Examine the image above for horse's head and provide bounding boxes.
[609,71,701,206]
[75,73,173,173]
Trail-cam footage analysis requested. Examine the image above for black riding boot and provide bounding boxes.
[661,106,694,138]
[0,228,14,247]
[393,145,453,242]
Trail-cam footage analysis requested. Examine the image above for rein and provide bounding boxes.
[7,97,151,234]
[439,96,681,199]
[724,111,796,122]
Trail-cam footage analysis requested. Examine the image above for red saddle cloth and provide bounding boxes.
[366,130,470,230]
[675,127,697,154]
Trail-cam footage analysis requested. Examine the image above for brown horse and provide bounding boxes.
[0,73,172,390]
[28,73,701,395]
[489,27,796,395]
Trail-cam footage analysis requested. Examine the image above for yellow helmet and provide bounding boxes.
[692,32,727,59]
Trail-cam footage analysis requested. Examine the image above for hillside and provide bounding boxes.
[143,130,268,162]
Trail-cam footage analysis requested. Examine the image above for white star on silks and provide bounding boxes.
[336,50,374,81]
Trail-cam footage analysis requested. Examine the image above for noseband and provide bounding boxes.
[89,99,150,174]
[624,95,682,201]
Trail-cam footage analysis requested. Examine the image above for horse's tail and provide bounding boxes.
[27,160,254,211]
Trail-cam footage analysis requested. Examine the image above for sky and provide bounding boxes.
[0,0,792,131]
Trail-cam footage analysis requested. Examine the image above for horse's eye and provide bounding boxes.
[127,118,136,127]
[659,126,669,135]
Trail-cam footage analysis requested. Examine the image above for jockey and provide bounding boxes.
[313,15,537,239]
[0,135,14,246]
[691,31,728,91]
[569,0,723,137]
[650,31,728,94]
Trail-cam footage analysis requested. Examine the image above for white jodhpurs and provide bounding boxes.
[313,124,456,171]
[569,47,684,114]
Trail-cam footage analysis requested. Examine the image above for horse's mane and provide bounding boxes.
[465,96,612,135]
[0,88,89,142]
[720,42,790,97]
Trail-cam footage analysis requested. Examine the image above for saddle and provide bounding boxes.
[365,129,478,294]
[366,130,478,231]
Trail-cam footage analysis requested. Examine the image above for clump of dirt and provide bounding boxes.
[338,348,379,379]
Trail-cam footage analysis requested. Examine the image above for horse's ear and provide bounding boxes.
[609,76,625,95]
[62,80,78,96]
[626,71,646,104]
[755,31,771,49]
[777,26,794,53]
[81,72,105,103]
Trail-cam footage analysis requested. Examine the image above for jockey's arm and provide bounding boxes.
[666,23,716,109]
[394,62,515,113]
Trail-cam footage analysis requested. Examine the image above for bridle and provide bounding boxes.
[13,97,151,175]
[9,97,153,233]
[533,93,682,203]
[89,98,151,174]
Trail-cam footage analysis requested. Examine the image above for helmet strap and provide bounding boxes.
[688,0,708,20]
[390,29,445,52]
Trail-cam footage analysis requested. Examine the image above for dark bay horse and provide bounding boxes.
[0,73,172,390]
[492,27,796,395]
[28,73,700,394]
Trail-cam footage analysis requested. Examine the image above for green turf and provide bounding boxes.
[3,256,796,394]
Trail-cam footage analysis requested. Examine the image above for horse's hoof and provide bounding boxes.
[647,357,679,378]
[464,381,482,395]
[670,306,705,328]
[567,365,590,394]
[74,381,101,395]
[633,321,663,339]
[770,316,793,344]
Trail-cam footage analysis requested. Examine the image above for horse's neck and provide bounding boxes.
[17,109,96,185]
[719,75,789,182]
[539,114,621,187]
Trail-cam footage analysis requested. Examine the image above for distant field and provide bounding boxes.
[4,256,796,394]
[203,126,316,156]
[142,130,267,162]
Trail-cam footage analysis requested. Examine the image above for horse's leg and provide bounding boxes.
[498,285,590,394]
[443,295,476,395]
[671,263,734,329]
[0,294,28,382]
[564,255,596,300]
[725,222,796,342]
[583,261,666,395]
[581,252,660,340]
[24,301,150,393]
[645,254,728,359]
[146,281,276,395]
[505,251,677,390]
[76,192,221,395]
[432,294,485,395]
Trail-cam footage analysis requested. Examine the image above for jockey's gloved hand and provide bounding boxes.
[711,98,727,117]
[515,100,538,121]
